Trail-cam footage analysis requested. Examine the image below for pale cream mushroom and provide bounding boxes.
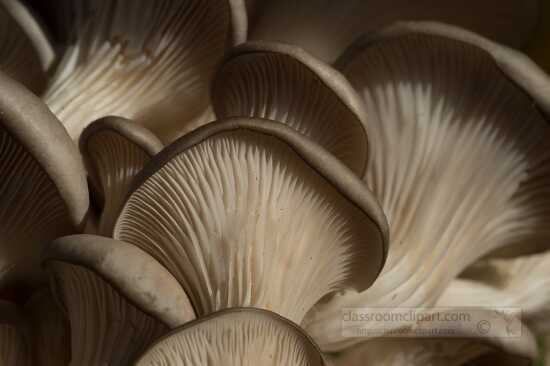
[134,308,327,366]
[212,41,369,175]
[0,0,54,93]
[24,288,70,366]
[0,72,88,289]
[114,118,388,324]
[304,22,550,351]
[42,0,247,142]
[80,116,163,236]
[44,234,195,365]
[247,0,539,63]
[0,300,30,365]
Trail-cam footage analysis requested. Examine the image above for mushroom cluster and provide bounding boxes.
[0,0,550,365]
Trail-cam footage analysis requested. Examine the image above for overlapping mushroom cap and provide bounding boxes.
[41,0,247,142]
[304,21,550,351]
[44,235,195,365]
[80,117,163,236]
[114,117,388,323]
[0,71,88,289]
[134,308,326,366]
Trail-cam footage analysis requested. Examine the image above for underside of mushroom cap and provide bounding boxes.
[44,234,195,327]
[247,0,539,63]
[212,41,369,175]
[44,235,196,365]
[304,21,550,351]
[24,288,70,366]
[115,117,387,323]
[80,117,163,236]
[134,308,326,366]
[0,72,88,287]
[0,300,30,365]
[43,0,247,142]
[0,0,54,93]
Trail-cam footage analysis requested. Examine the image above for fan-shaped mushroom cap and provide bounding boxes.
[135,308,326,366]
[212,41,369,176]
[44,235,196,365]
[440,251,550,336]
[114,117,388,324]
[247,0,539,63]
[0,72,88,288]
[43,0,247,142]
[80,116,163,236]
[24,288,70,366]
[0,0,54,93]
[331,310,537,366]
[0,300,30,365]
[304,21,550,351]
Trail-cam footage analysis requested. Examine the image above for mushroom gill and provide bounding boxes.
[0,300,30,365]
[42,0,247,142]
[114,118,387,324]
[134,308,326,366]
[304,22,550,351]
[80,117,163,236]
[44,235,195,365]
[212,41,369,175]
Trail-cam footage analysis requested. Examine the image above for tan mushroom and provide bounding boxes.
[80,116,163,236]
[43,0,247,142]
[304,22,550,351]
[0,71,88,289]
[24,288,70,366]
[114,117,388,324]
[0,0,54,93]
[212,41,369,176]
[44,234,195,365]
[134,308,327,366]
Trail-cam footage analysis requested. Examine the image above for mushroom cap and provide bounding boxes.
[134,307,327,366]
[212,41,369,175]
[0,71,88,228]
[247,0,539,63]
[80,116,163,235]
[43,234,195,327]
[0,0,54,93]
[115,117,388,322]
[43,0,248,142]
[304,21,550,351]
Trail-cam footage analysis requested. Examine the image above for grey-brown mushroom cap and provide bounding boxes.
[134,307,328,365]
[0,71,88,227]
[212,41,370,176]
[336,21,550,119]
[80,116,164,158]
[43,234,196,328]
[129,117,389,290]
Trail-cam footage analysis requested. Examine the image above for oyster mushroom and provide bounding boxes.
[44,234,195,365]
[0,72,88,289]
[212,41,369,175]
[304,21,550,351]
[114,117,388,324]
[134,308,326,366]
[247,0,539,63]
[42,0,247,142]
[24,288,70,366]
[0,0,54,93]
[0,300,30,365]
[80,116,163,236]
